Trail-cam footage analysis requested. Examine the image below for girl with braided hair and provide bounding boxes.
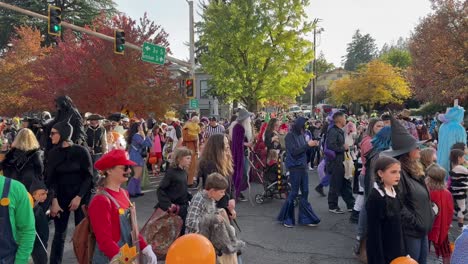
[366,156,405,264]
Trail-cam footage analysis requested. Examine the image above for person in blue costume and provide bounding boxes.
[277,116,321,228]
[437,105,467,172]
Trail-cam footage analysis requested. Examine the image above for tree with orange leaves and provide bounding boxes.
[30,13,183,117]
[0,26,51,115]
[408,0,467,106]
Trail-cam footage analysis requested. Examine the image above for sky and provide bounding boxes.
[114,0,433,67]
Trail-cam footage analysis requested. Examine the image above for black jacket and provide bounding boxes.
[1,148,44,191]
[398,169,434,238]
[326,125,346,163]
[157,167,192,210]
[45,144,93,202]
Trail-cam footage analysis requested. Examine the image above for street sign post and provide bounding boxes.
[189,98,199,109]
[142,42,166,65]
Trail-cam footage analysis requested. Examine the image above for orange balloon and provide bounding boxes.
[391,255,418,264]
[166,234,216,264]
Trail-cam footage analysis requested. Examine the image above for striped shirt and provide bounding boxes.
[204,124,225,139]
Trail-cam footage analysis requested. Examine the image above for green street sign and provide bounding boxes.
[189,98,199,109]
[142,42,166,65]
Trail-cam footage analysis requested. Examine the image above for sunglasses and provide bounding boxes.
[121,165,131,171]
[50,131,59,136]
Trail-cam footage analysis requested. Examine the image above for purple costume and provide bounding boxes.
[231,123,248,198]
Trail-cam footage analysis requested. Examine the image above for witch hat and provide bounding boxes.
[382,115,427,157]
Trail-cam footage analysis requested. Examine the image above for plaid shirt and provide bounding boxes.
[186,190,217,234]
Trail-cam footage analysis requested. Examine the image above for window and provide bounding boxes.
[199,80,209,99]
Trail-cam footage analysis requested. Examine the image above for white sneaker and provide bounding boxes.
[309,167,314,171]
[307,223,318,227]
[283,223,294,228]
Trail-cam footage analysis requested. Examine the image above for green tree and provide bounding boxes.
[197,0,314,112]
[379,38,412,69]
[343,30,378,71]
[313,51,335,76]
[379,48,412,69]
[0,0,117,50]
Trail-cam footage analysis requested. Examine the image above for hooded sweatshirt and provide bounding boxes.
[284,117,309,170]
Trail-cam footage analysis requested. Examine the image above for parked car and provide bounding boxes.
[288,105,303,115]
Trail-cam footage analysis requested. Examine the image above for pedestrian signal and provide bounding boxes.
[185,79,194,98]
[114,29,125,55]
[48,5,62,36]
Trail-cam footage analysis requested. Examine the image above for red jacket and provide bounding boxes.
[428,189,454,257]
[88,188,148,259]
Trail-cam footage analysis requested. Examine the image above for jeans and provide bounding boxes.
[327,161,355,210]
[404,236,428,264]
[49,203,84,264]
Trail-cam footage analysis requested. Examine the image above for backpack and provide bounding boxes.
[72,205,95,264]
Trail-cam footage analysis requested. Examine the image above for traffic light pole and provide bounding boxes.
[187,0,196,96]
[0,1,192,68]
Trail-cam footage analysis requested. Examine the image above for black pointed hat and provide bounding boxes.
[381,115,427,157]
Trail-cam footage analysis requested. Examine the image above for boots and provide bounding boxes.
[349,209,359,224]
[315,184,326,197]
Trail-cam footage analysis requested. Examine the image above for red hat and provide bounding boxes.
[94,149,136,171]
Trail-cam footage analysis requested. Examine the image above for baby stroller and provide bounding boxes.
[254,150,294,204]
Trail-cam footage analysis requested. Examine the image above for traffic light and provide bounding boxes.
[114,29,125,55]
[48,5,61,36]
[185,79,194,98]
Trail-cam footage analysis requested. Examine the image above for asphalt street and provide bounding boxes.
[48,170,461,264]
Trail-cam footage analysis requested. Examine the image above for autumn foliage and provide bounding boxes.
[328,60,411,109]
[0,14,183,117]
[0,26,51,116]
[408,0,467,106]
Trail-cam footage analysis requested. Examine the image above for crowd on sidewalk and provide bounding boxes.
[0,94,468,264]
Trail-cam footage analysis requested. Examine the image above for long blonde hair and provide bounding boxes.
[11,128,40,151]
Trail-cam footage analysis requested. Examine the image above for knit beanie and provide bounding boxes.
[52,120,73,143]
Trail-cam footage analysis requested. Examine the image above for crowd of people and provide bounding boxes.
[0,94,467,264]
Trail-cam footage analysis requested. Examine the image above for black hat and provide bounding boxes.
[382,116,427,157]
[87,114,105,121]
[29,178,47,193]
[52,120,73,143]
[209,116,217,121]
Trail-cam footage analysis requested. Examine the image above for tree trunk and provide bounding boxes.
[246,99,258,113]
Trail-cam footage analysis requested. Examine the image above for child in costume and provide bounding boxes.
[0,176,35,264]
[426,164,453,264]
[449,149,468,227]
[186,173,245,262]
[30,178,49,264]
[366,156,405,264]
[88,149,157,263]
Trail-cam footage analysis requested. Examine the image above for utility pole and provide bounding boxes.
[311,18,319,111]
[310,18,322,114]
[187,1,195,88]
